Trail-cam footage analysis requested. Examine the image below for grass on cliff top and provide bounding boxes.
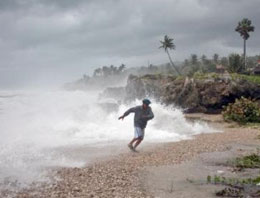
[140,73,177,80]
[192,72,220,80]
[139,72,260,84]
[192,72,260,84]
[231,73,260,84]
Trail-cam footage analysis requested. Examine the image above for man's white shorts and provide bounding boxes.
[134,127,145,139]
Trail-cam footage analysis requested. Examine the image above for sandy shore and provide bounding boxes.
[6,114,260,197]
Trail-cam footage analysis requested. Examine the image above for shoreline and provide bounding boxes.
[5,114,260,197]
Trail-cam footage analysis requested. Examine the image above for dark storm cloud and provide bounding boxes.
[0,0,259,88]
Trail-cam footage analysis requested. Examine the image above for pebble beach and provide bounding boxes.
[3,114,260,198]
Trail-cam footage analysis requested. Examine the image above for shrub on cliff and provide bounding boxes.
[222,97,260,123]
[227,53,244,73]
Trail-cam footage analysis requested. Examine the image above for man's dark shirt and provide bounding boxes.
[123,105,154,129]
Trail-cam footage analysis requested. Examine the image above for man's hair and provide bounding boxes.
[142,99,151,105]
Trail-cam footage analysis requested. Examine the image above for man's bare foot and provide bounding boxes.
[128,144,136,152]
[132,148,138,153]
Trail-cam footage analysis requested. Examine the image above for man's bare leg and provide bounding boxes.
[133,138,143,150]
[128,138,138,151]
[128,138,138,146]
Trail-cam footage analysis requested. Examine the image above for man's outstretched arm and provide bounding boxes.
[118,107,136,120]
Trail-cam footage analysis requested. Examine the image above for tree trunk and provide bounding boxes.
[244,38,246,71]
[166,49,181,75]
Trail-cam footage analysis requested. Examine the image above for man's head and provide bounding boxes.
[142,99,151,109]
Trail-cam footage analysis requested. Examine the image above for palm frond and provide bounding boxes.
[235,18,255,39]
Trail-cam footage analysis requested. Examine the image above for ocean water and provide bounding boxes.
[0,89,218,190]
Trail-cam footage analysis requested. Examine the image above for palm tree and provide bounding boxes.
[110,65,117,75]
[184,59,189,66]
[191,54,198,65]
[220,57,228,67]
[159,35,181,75]
[93,68,102,77]
[201,55,207,65]
[118,64,126,73]
[213,53,219,64]
[235,18,255,70]
[102,66,110,76]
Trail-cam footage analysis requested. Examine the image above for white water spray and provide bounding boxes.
[0,89,219,190]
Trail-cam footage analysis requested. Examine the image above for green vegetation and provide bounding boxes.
[206,153,260,197]
[231,153,260,169]
[231,73,260,84]
[175,75,185,81]
[192,72,220,80]
[227,54,244,73]
[159,35,182,75]
[181,53,260,76]
[190,71,260,83]
[77,19,258,89]
[93,64,126,77]
[141,73,176,81]
[210,153,260,197]
[242,122,260,129]
[207,175,260,185]
[156,18,256,77]
[207,175,260,197]
[207,175,211,183]
[222,97,260,124]
[235,18,255,70]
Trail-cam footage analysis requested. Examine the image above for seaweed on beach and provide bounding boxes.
[216,186,260,197]
[207,175,260,197]
[206,153,260,197]
[216,187,243,197]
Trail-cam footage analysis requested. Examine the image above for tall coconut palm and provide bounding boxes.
[191,54,198,65]
[201,55,207,64]
[235,18,255,70]
[159,35,181,75]
[118,64,126,73]
[213,53,219,64]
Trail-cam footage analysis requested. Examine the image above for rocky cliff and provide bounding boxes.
[102,73,260,113]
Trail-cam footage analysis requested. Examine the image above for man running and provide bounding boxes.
[118,99,154,152]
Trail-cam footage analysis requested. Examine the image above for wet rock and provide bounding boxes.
[124,74,260,113]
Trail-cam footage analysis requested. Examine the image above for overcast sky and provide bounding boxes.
[0,0,259,89]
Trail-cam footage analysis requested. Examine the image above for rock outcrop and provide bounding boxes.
[101,73,260,113]
[123,74,260,113]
